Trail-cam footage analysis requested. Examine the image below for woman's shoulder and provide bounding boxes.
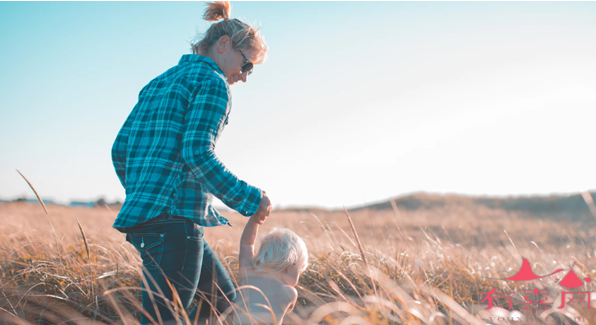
[182,62,228,90]
[143,64,228,101]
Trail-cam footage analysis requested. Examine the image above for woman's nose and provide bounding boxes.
[239,72,248,83]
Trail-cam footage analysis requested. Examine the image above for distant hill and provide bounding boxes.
[4,192,594,222]
[347,192,596,222]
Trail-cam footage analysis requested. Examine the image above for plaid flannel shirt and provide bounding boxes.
[111,54,263,231]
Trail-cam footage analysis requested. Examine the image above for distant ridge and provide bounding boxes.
[4,192,594,222]
[347,192,596,221]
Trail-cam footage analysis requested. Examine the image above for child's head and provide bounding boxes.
[253,227,308,283]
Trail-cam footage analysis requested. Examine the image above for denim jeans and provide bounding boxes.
[125,214,237,324]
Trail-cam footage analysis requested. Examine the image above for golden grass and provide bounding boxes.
[1,200,595,324]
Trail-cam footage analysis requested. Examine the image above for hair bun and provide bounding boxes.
[203,1,232,22]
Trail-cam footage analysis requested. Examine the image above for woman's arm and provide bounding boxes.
[181,78,263,217]
[111,116,133,188]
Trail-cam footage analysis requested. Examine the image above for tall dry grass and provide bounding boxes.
[1,196,596,324]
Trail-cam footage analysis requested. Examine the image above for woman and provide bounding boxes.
[111,2,272,323]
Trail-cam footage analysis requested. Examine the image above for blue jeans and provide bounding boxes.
[125,214,236,324]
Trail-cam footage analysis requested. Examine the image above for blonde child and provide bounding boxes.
[229,213,308,324]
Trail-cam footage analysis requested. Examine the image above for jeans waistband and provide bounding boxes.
[122,213,192,233]
[152,213,188,222]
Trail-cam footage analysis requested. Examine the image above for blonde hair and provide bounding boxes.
[253,228,309,274]
[192,1,268,64]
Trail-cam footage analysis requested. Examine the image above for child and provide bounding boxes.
[229,213,308,324]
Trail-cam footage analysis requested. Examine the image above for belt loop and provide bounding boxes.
[184,218,193,238]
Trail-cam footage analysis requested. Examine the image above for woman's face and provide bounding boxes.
[212,36,259,86]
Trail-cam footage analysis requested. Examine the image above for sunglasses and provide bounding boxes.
[237,49,254,76]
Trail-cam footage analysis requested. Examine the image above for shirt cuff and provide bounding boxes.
[239,186,263,217]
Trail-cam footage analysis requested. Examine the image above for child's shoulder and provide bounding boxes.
[238,265,256,282]
[277,285,298,314]
[277,284,297,303]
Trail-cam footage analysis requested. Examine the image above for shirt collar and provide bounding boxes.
[178,54,225,76]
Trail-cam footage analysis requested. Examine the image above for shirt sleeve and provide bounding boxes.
[181,78,263,216]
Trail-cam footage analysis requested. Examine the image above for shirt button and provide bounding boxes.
[174,193,178,197]
[194,150,200,154]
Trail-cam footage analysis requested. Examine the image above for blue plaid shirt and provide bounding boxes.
[112,54,263,231]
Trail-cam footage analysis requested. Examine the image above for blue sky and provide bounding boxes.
[1,2,595,209]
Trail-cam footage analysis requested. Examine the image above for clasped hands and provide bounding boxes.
[253,192,272,225]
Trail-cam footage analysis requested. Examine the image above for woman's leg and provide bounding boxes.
[126,216,205,324]
[189,242,237,321]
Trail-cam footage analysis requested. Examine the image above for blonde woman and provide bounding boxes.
[111,2,271,323]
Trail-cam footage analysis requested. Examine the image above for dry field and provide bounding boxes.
[1,198,595,325]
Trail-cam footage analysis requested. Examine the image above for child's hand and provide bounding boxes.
[256,204,271,225]
[253,212,267,225]
[250,209,268,224]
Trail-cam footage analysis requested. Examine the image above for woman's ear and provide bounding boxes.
[217,35,232,54]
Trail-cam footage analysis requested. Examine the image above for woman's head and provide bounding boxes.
[253,227,309,282]
[192,1,268,85]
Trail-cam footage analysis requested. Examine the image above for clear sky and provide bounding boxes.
[1,2,595,209]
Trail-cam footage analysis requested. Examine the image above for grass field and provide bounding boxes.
[1,196,595,325]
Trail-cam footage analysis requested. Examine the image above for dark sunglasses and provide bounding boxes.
[237,49,254,76]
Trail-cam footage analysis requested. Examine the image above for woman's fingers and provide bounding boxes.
[253,192,272,223]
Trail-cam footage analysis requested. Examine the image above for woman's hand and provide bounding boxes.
[253,192,272,224]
